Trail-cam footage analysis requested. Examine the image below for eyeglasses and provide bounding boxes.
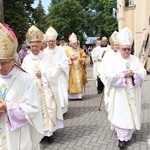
[121,48,131,51]
[0,59,13,67]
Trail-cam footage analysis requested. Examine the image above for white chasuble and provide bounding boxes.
[0,66,43,150]
[100,53,146,130]
[44,46,69,114]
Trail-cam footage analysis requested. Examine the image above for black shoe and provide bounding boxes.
[40,136,46,143]
[47,135,54,144]
[118,140,127,149]
[98,91,102,94]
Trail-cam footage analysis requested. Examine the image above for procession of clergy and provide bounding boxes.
[0,22,146,150]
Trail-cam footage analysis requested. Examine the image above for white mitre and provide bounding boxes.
[44,26,58,41]
[117,27,133,45]
[69,33,77,43]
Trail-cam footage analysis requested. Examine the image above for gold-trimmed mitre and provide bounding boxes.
[117,27,133,46]
[69,33,77,43]
[0,23,18,59]
[25,25,44,43]
[109,31,119,45]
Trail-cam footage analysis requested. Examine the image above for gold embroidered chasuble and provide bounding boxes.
[21,51,63,133]
[65,47,88,94]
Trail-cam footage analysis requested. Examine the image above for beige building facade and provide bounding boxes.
[117,0,150,57]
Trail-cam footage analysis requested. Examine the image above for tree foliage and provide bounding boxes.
[3,0,118,46]
[3,0,35,46]
[46,0,86,42]
[46,0,118,42]
[77,0,118,38]
[32,0,47,32]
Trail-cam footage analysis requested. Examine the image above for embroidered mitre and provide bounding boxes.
[117,27,133,46]
[0,23,18,59]
[109,31,119,45]
[26,25,44,43]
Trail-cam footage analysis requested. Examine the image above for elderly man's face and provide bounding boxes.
[120,45,131,58]
[48,40,56,49]
[0,59,15,75]
[30,42,42,55]
[70,42,78,49]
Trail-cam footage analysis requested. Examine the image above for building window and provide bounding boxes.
[125,0,134,7]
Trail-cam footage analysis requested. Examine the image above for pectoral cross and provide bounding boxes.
[33,59,41,74]
[0,84,7,100]
[126,62,130,70]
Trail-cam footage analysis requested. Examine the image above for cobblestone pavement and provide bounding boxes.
[40,64,150,150]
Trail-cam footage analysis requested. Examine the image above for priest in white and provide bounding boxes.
[58,36,68,50]
[22,25,64,143]
[99,28,147,149]
[98,31,119,77]
[92,40,101,79]
[43,26,69,114]
[94,37,111,94]
[0,23,44,149]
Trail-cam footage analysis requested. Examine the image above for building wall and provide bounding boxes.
[117,0,150,57]
[124,7,134,33]
[117,0,125,31]
[134,0,147,56]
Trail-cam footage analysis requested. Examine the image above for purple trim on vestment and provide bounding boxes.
[133,73,143,86]
[112,72,127,87]
[111,124,135,142]
[7,102,28,131]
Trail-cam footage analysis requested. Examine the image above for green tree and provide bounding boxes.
[100,0,118,38]
[32,0,48,32]
[46,0,86,42]
[3,0,118,47]
[3,0,35,46]
[77,0,118,38]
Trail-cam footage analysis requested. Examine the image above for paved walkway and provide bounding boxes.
[40,64,150,150]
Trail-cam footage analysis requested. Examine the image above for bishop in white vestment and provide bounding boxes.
[0,23,43,150]
[99,28,147,149]
[43,26,69,114]
[22,25,64,143]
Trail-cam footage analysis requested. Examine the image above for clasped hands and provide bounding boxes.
[124,70,134,77]
[36,70,41,78]
[70,55,77,60]
[70,55,84,64]
[0,100,6,115]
